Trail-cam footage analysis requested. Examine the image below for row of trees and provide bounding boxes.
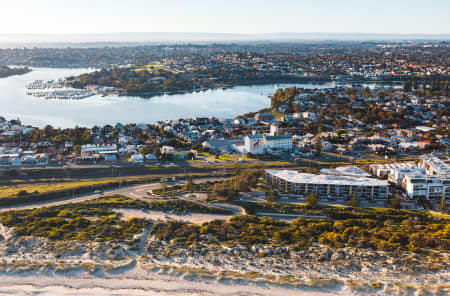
[403,80,449,96]
[300,190,448,212]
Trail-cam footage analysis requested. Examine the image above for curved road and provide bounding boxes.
[0,177,235,212]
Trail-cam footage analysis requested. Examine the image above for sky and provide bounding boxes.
[0,0,449,35]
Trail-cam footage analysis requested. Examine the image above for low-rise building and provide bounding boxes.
[419,156,450,176]
[81,144,118,157]
[264,135,293,152]
[129,154,144,164]
[266,169,389,199]
[202,139,232,154]
[234,134,293,155]
[371,157,450,200]
[403,174,450,200]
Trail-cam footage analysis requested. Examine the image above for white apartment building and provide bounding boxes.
[418,156,450,176]
[266,169,389,199]
[389,166,426,186]
[403,174,450,200]
[321,166,371,178]
[371,156,450,200]
[370,162,423,184]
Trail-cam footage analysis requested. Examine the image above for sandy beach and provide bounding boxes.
[0,275,338,296]
[0,230,447,296]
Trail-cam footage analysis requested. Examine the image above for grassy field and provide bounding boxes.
[195,161,293,170]
[197,152,256,161]
[217,154,256,162]
[0,172,230,198]
[135,63,167,73]
[0,177,136,198]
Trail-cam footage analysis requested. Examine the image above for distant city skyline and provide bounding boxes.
[1,0,449,35]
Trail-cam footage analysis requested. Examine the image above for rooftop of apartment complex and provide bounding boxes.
[266,169,388,187]
[419,156,450,176]
[320,166,371,178]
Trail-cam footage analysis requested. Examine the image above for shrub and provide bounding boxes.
[349,192,359,208]
[306,191,318,207]
[16,190,28,197]
[392,195,402,210]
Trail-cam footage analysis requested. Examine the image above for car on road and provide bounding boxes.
[94,190,104,195]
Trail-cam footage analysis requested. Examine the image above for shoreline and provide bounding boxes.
[79,78,334,99]
[0,274,337,296]
[87,79,406,99]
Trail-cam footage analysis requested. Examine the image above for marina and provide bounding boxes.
[26,79,95,100]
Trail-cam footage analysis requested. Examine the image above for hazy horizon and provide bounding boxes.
[0,32,449,47]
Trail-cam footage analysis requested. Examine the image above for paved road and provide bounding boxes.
[0,177,228,212]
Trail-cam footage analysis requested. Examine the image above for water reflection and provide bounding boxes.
[1,68,391,128]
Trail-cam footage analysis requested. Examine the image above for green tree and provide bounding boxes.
[314,138,322,156]
[161,181,168,195]
[16,190,28,197]
[349,192,359,208]
[305,191,318,207]
[438,195,447,211]
[139,145,154,156]
[266,188,278,203]
[184,175,195,194]
[74,145,81,155]
[403,81,412,92]
[392,194,402,210]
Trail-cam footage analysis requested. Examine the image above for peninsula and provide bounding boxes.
[0,65,31,78]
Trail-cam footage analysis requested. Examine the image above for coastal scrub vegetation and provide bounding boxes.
[0,196,231,241]
[0,199,147,241]
[211,169,264,201]
[152,212,449,252]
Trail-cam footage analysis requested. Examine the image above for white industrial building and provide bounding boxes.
[266,169,389,199]
[233,134,293,155]
[243,135,264,155]
[264,135,293,151]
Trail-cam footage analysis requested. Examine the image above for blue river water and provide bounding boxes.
[0,68,390,128]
